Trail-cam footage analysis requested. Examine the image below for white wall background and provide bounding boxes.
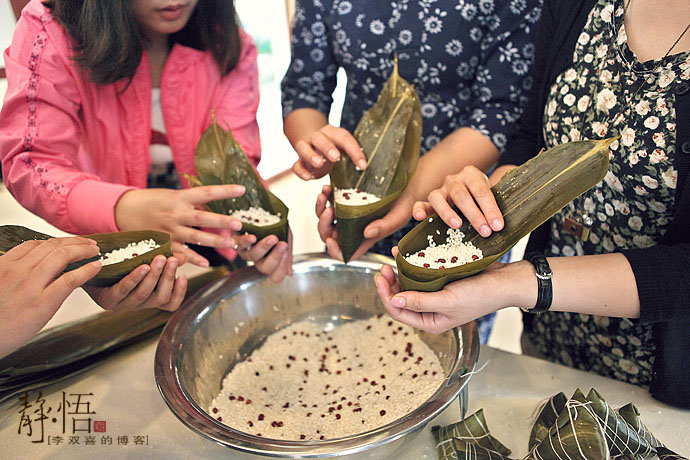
[0,0,16,99]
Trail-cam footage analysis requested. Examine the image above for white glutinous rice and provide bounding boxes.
[334,188,381,205]
[404,228,483,269]
[100,239,159,265]
[208,315,444,441]
[230,207,281,226]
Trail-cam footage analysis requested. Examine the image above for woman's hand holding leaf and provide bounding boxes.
[85,254,187,313]
[114,185,245,267]
[412,165,516,237]
[236,229,294,283]
[375,247,517,334]
[293,124,368,181]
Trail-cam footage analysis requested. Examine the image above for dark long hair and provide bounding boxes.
[44,0,241,85]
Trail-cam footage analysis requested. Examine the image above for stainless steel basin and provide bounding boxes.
[155,253,479,458]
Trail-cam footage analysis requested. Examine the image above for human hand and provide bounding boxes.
[374,247,511,334]
[412,165,515,237]
[84,255,187,313]
[292,125,367,181]
[0,237,102,358]
[114,185,246,267]
[315,185,415,262]
[236,229,294,283]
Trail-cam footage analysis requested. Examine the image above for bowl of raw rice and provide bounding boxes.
[155,253,479,459]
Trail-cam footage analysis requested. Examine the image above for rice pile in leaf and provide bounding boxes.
[330,58,422,262]
[396,137,616,292]
[0,225,171,287]
[185,113,289,242]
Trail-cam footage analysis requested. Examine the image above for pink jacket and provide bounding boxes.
[0,0,261,236]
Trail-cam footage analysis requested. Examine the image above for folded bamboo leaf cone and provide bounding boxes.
[396,137,616,292]
[186,114,289,242]
[0,225,172,287]
[330,59,422,262]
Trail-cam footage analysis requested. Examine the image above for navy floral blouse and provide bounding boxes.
[281,0,542,156]
[281,0,542,345]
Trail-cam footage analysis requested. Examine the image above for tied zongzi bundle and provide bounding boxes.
[396,137,616,292]
[432,409,512,458]
[330,58,422,262]
[186,113,289,241]
[432,388,685,460]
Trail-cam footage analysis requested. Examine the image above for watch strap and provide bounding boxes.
[523,252,553,313]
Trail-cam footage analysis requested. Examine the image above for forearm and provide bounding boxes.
[283,108,329,147]
[497,253,640,319]
[408,127,499,201]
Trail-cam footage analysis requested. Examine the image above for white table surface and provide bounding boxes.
[1,185,689,459]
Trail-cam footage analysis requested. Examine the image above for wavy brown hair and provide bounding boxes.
[44,0,241,85]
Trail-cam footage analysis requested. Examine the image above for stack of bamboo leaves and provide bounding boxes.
[433,389,686,460]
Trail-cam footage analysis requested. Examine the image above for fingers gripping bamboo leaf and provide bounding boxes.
[396,137,616,292]
[187,112,289,241]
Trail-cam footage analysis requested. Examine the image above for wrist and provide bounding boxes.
[492,260,538,310]
[113,189,141,231]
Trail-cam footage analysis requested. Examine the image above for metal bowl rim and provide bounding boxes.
[155,252,479,457]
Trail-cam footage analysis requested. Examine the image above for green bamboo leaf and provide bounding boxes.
[188,113,289,241]
[528,392,568,450]
[330,59,422,261]
[0,225,172,287]
[396,137,616,292]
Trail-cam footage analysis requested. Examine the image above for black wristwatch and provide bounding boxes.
[522,252,553,314]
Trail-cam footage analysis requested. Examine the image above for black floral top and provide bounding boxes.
[525,0,690,385]
[281,0,542,256]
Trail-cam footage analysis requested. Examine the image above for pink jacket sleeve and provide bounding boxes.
[0,12,134,235]
[211,31,262,168]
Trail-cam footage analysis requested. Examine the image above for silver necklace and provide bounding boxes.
[607,0,690,130]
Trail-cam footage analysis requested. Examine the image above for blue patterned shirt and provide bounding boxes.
[281,0,542,155]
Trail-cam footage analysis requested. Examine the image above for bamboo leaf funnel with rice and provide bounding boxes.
[396,137,617,292]
[0,225,172,287]
[330,57,422,262]
[185,112,289,242]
